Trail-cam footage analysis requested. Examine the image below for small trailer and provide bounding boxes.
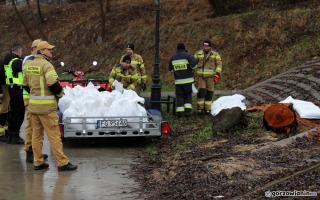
[58,109,172,139]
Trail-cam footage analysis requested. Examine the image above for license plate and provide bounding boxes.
[97,120,128,128]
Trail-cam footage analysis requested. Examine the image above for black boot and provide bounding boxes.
[11,131,24,145]
[6,130,12,144]
[58,162,78,171]
[185,112,191,118]
[26,146,49,163]
[26,148,33,163]
[34,163,49,170]
[0,135,7,142]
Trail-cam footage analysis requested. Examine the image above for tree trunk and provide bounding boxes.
[99,0,106,40]
[207,0,228,16]
[37,0,45,23]
[12,0,33,41]
[263,103,298,135]
[26,0,47,41]
[105,0,110,12]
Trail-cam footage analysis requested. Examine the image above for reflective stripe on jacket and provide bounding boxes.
[169,50,196,85]
[120,53,147,84]
[194,49,222,77]
[109,64,138,90]
[23,54,60,114]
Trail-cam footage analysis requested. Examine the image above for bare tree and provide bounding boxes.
[26,0,47,40]
[208,0,227,16]
[37,0,45,23]
[12,0,33,40]
[105,0,110,12]
[99,0,106,40]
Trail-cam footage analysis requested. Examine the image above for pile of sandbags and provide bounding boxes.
[58,81,147,129]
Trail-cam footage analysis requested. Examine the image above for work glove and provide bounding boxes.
[56,91,64,99]
[141,83,147,91]
[213,73,220,83]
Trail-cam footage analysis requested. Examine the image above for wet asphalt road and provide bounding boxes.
[0,118,143,200]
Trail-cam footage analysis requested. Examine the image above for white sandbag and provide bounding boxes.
[112,80,124,93]
[211,94,247,116]
[280,96,320,119]
[108,89,147,128]
[59,80,148,129]
[192,83,198,94]
[58,96,72,113]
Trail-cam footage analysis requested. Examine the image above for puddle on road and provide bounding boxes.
[0,136,147,200]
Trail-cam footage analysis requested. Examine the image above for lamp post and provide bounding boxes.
[151,0,161,110]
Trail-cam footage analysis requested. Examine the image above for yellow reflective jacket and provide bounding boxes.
[109,64,138,90]
[194,49,222,77]
[23,54,62,114]
[120,53,146,84]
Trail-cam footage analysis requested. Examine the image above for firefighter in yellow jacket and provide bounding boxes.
[0,59,9,142]
[194,39,222,115]
[109,54,138,90]
[22,39,48,163]
[120,43,147,95]
[23,41,77,171]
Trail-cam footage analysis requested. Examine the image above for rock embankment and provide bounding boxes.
[242,59,320,107]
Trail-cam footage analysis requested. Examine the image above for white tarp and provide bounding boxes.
[280,96,320,119]
[58,81,148,129]
[211,94,247,116]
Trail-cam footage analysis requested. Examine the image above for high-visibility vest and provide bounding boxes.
[23,89,29,100]
[4,58,23,85]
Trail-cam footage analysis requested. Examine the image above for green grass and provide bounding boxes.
[173,143,188,152]
[145,144,161,164]
[191,126,213,142]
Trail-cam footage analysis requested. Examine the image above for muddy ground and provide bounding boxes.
[129,59,320,199]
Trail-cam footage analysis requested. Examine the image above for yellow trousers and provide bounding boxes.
[23,110,32,151]
[0,85,9,136]
[31,111,69,167]
[197,76,214,111]
[0,85,10,114]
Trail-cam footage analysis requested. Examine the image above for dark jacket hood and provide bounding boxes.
[177,49,188,53]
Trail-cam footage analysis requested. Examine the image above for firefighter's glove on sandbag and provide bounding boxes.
[56,92,64,99]
[214,73,220,83]
[141,83,147,91]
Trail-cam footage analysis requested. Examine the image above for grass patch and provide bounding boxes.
[173,143,188,152]
[145,144,160,164]
[193,126,213,142]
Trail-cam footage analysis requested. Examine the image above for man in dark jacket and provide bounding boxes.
[2,43,25,144]
[169,43,197,118]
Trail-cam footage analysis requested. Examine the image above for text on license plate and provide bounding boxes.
[97,120,128,128]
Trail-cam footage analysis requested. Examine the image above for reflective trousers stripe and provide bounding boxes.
[30,95,55,100]
[29,99,56,104]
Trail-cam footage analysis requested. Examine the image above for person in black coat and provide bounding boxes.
[169,43,197,118]
[2,44,25,144]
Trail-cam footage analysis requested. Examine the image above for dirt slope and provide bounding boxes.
[0,0,320,89]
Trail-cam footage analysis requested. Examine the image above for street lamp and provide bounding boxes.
[150,0,161,111]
